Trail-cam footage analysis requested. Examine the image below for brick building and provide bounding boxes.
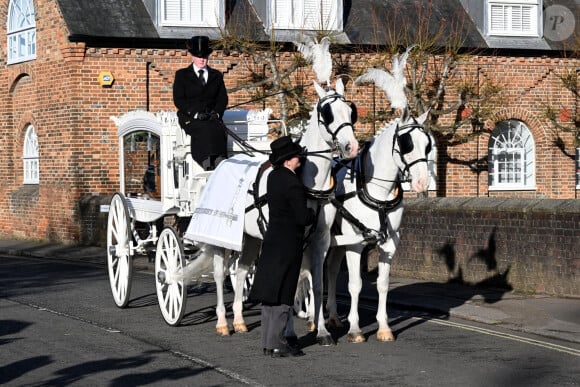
[1,0,579,244]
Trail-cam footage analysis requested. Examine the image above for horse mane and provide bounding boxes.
[373,108,410,138]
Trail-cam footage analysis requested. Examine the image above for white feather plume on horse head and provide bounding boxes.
[294,36,332,86]
[355,45,416,109]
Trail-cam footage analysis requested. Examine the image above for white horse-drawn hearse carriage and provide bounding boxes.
[106,40,432,345]
[106,108,282,323]
[106,75,361,336]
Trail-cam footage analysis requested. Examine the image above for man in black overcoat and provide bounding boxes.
[249,136,315,358]
[173,35,228,170]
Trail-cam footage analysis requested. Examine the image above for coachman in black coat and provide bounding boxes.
[249,138,315,306]
[249,136,315,357]
[173,36,228,168]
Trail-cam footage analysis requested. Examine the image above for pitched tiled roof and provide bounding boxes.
[343,0,487,48]
[56,0,577,52]
[58,0,159,39]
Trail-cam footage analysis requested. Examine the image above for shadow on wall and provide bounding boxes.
[385,230,513,339]
[437,226,512,295]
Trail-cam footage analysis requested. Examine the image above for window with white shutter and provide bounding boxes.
[7,0,36,64]
[487,0,540,37]
[271,0,342,31]
[160,0,224,27]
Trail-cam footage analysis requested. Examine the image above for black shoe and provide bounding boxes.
[271,347,305,358]
[263,348,273,356]
[285,335,300,350]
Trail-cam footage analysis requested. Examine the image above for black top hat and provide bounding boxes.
[269,136,305,165]
[187,36,213,57]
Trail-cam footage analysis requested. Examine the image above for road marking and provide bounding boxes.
[338,298,580,357]
[6,298,265,387]
[419,317,580,357]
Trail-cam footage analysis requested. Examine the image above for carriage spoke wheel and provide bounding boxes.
[155,227,187,326]
[107,193,133,308]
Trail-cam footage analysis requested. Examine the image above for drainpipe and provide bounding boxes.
[146,62,156,112]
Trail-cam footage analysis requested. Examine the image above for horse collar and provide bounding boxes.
[356,142,403,212]
[304,169,336,201]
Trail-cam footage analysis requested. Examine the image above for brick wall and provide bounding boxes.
[0,1,579,245]
[394,198,580,297]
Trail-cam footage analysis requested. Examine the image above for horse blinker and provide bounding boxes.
[397,132,414,154]
[320,99,358,126]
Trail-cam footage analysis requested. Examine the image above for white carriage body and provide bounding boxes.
[111,109,279,223]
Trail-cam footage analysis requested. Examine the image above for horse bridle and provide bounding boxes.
[316,92,357,156]
[300,91,358,196]
[299,92,359,245]
[393,121,432,177]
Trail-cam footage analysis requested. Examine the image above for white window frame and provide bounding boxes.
[23,125,39,185]
[487,0,541,37]
[159,0,224,27]
[7,0,36,65]
[488,120,536,190]
[270,0,342,31]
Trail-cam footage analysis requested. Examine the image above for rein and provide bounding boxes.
[244,91,356,239]
[219,121,268,155]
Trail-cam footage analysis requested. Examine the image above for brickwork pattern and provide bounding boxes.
[0,1,579,244]
[395,198,580,297]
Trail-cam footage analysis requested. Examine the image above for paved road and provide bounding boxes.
[1,239,578,345]
[1,255,579,386]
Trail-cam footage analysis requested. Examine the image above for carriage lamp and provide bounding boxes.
[98,71,115,87]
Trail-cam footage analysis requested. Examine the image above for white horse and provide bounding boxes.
[290,46,432,346]
[183,78,359,336]
[317,109,431,343]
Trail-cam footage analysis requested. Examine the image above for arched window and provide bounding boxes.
[488,119,535,189]
[23,125,39,184]
[7,0,36,64]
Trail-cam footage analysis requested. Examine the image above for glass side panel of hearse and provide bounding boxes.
[122,131,161,199]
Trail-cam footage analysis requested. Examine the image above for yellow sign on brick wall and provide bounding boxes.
[98,71,114,86]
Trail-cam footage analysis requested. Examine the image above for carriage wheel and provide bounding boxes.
[107,193,133,308]
[155,227,187,326]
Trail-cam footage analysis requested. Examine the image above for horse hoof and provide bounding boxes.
[306,321,316,332]
[216,325,230,336]
[233,322,248,333]
[317,335,335,346]
[326,317,343,329]
[347,333,366,343]
[376,329,394,342]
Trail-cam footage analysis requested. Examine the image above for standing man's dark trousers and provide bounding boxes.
[261,303,290,353]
